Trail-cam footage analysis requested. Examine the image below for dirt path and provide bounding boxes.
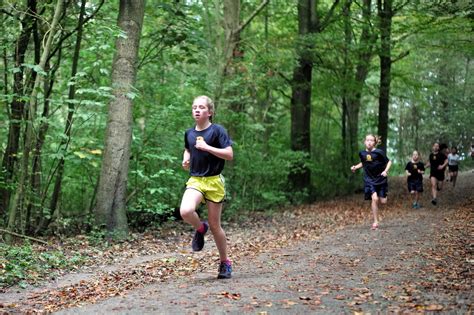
[56,206,471,314]
[2,173,473,314]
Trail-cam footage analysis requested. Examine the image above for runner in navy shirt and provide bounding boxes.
[426,142,448,205]
[179,95,234,279]
[351,134,392,230]
[405,150,425,209]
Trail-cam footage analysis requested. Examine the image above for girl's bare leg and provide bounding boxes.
[180,189,204,230]
[430,177,438,200]
[371,192,379,225]
[452,172,458,187]
[207,201,228,261]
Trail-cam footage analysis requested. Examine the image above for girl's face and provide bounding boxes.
[432,143,439,152]
[364,136,376,150]
[192,98,212,123]
[451,148,457,154]
[412,151,419,161]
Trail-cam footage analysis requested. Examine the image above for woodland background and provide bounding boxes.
[0,0,472,240]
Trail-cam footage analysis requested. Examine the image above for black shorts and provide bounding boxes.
[364,182,388,200]
[407,179,423,193]
[430,171,445,181]
[448,165,458,172]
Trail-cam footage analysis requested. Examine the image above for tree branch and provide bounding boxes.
[0,228,48,244]
[320,0,341,31]
[393,0,410,13]
[277,70,291,84]
[46,0,105,64]
[236,0,270,34]
[391,50,409,63]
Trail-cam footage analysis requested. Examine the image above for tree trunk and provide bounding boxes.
[0,0,37,220]
[27,61,53,234]
[94,0,145,239]
[377,0,393,153]
[288,0,318,199]
[289,0,340,200]
[216,0,269,104]
[221,0,243,139]
[5,0,64,243]
[39,0,88,234]
[223,0,242,73]
[341,0,353,171]
[347,0,374,164]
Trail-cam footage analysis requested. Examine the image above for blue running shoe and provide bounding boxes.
[217,261,232,279]
[192,222,208,251]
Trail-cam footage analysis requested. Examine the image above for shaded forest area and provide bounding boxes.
[0,0,472,241]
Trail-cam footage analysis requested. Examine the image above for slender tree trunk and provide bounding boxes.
[438,63,451,129]
[94,0,145,239]
[341,0,353,171]
[223,0,242,73]
[6,0,64,243]
[2,48,7,98]
[349,0,374,158]
[220,0,243,139]
[0,0,37,220]
[216,0,269,103]
[38,0,88,234]
[377,0,393,153]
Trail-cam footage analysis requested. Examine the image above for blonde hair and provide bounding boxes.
[194,95,215,122]
[365,134,382,146]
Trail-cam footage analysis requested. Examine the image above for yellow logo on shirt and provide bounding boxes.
[413,164,417,170]
[366,154,372,162]
[433,156,436,160]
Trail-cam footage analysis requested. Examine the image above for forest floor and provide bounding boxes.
[1,172,473,314]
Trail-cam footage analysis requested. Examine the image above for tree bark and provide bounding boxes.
[216,0,269,106]
[377,0,393,153]
[0,0,37,220]
[223,0,242,70]
[345,0,375,166]
[94,0,145,239]
[341,0,353,170]
[289,0,340,199]
[5,0,64,243]
[39,0,88,234]
[288,0,318,199]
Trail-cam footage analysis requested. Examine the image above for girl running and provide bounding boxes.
[426,142,448,205]
[447,147,460,187]
[351,134,392,230]
[405,150,425,209]
[180,95,233,279]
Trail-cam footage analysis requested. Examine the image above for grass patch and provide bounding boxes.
[0,242,85,288]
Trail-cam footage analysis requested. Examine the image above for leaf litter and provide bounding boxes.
[1,173,472,313]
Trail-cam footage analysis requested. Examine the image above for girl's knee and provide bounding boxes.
[380,198,387,204]
[180,206,195,218]
[208,220,222,232]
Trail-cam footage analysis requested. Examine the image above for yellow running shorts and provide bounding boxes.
[185,175,226,203]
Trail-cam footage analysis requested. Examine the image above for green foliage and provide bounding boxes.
[0,243,84,288]
[0,0,472,236]
[228,141,298,213]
